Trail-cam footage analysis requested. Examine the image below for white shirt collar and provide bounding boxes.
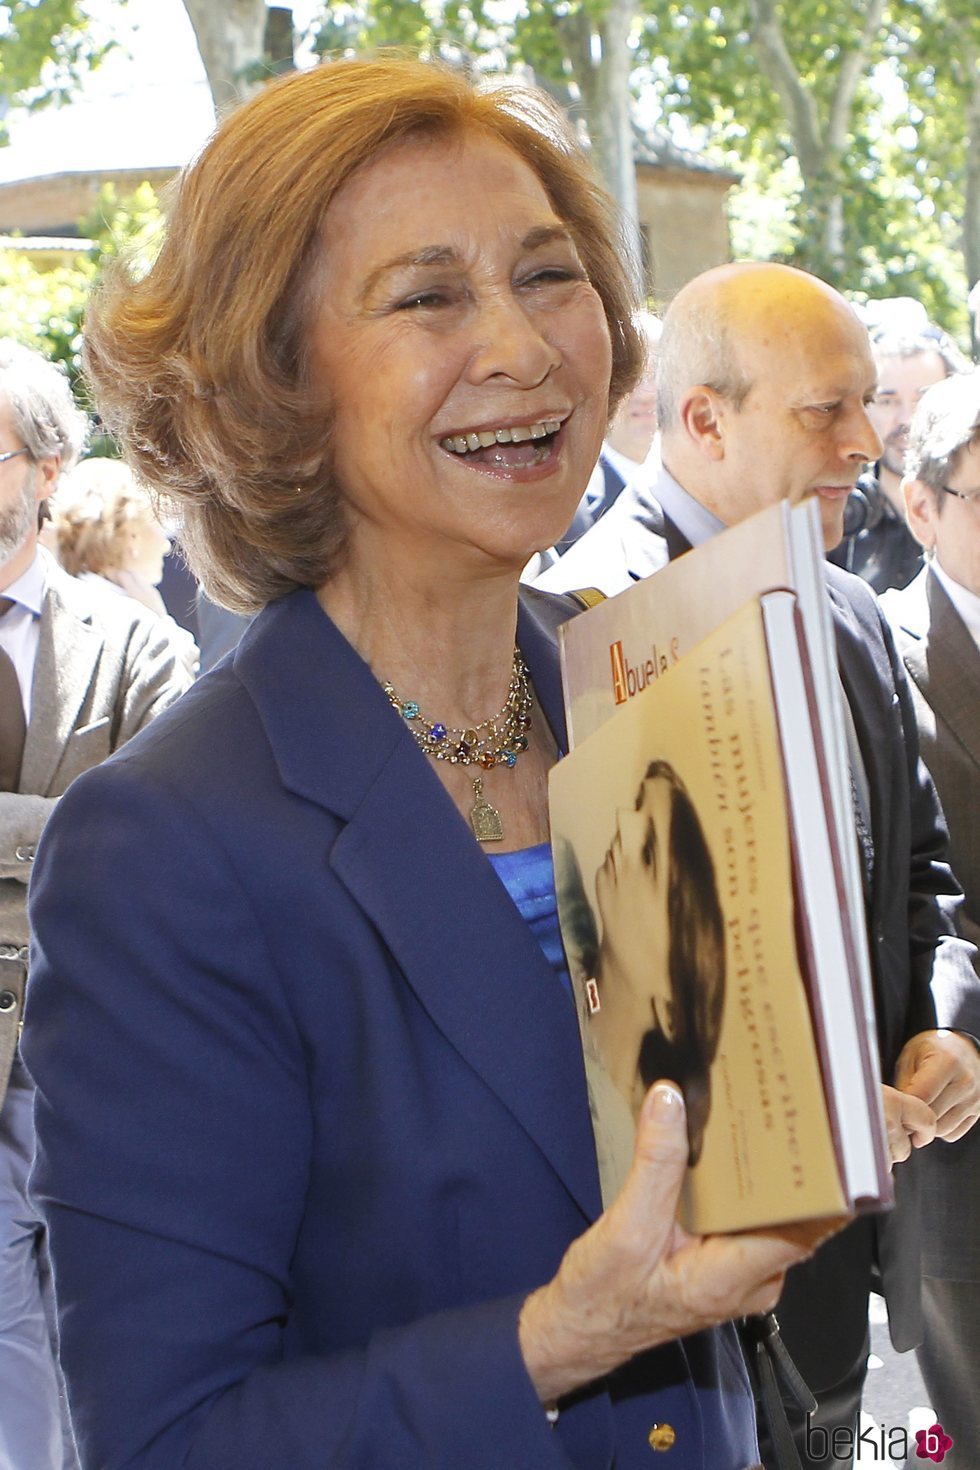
[653,458,727,548]
[2,547,48,618]
[932,559,980,650]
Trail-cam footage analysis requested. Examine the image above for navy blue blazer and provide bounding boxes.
[24,586,760,1470]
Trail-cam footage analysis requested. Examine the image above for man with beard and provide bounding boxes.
[829,327,967,593]
[0,340,193,1469]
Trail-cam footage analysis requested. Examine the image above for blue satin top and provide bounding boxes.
[486,842,573,1002]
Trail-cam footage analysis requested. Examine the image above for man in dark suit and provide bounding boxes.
[537,262,980,1467]
[829,327,968,594]
[881,368,980,1457]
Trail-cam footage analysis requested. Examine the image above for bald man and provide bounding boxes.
[537,264,980,1468]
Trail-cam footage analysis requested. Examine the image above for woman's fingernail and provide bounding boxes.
[648,1083,685,1121]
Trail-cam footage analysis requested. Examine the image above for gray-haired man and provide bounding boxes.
[882,369,980,1458]
[0,340,193,1469]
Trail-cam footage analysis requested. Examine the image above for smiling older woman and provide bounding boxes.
[22,56,808,1470]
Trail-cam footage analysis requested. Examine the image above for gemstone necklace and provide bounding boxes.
[382,648,532,842]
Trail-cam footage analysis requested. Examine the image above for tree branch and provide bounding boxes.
[744,0,823,176]
[826,0,887,155]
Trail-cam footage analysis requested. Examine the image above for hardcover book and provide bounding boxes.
[551,511,891,1232]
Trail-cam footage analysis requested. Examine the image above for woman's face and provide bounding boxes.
[595,773,675,1040]
[308,130,613,579]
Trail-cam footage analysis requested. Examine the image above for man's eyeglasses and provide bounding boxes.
[0,448,29,466]
[941,483,980,507]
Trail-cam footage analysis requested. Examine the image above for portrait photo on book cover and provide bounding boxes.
[554,758,725,1172]
[551,603,847,1232]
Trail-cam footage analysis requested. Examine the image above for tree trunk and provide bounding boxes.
[555,0,642,273]
[264,7,296,77]
[963,41,980,324]
[744,0,886,280]
[588,0,640,232]
[180,0,270,117]
[799,166,847,282]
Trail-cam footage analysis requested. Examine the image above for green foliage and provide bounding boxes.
[298,0,977,325]
[4,0,975,345]
[78,180,165,280]
[0,0,120,135]
[309,0,507,65]
[306,0,621,87]
[0,248,94,370]
[630,0,973,331]
[0,184,163,414]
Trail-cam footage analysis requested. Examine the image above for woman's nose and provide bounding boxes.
[465,296,561,388]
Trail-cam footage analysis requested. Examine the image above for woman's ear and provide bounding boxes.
[679,387,725,462]
[903,475,938,551]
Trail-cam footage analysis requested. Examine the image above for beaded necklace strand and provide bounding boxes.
[383,648,532,842]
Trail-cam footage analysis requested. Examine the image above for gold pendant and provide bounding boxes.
[469,776,503,843]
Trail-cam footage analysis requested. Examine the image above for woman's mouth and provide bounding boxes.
[439,418,563,468]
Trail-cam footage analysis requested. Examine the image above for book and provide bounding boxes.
[559,501,829,750]
[550,543,892,1233]
[557,500,885,1205]
[559,502,863,995]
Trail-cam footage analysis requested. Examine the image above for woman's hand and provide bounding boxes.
[518,1083,821,1406]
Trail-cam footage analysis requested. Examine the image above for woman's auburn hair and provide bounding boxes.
[83,54,646,613]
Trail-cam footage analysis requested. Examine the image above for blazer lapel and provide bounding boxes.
[663,513,692,563]
[236,591,602,1223]
[825,579,893,861]
[19,574,102,795]
[902,572,980,771]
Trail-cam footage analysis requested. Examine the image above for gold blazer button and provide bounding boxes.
[648,1423,676,1452]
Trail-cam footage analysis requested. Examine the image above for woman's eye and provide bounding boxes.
[396,290,451,311]
[521,266,581,288]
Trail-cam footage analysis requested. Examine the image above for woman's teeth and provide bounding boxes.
[440,419,561,454]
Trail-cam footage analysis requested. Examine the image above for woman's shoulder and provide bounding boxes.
[518,583,604,659]
[63,661,261,820]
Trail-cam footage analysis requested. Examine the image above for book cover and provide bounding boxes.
[555,497,889,1212]
[550,598,852,1235]
[558,499,830,749]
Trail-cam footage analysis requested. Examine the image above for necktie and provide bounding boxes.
[0,597,27,792]
[838,674,875,890]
